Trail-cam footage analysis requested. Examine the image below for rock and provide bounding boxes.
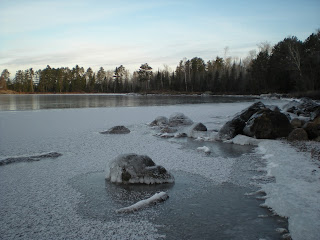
[243,109,292,139]
[101,126,130,134]
[160,126,177,133]
[218,101,266,140]
[290,118,305,128]
[283,100,300,113]
[105,154,174,184]
[266,105,281,112]
[191,123,207,131]
[149,116,169,126]
[288,128,309,141]
[311,107,320,121]
[168,113,193,126]
[303,122,320,139]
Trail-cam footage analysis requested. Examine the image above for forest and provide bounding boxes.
[1,30,319,96]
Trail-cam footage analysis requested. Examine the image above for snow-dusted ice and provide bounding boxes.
[0,95,319,239]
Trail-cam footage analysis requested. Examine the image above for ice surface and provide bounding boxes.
[256,140,320,240]
[1,97,316,239]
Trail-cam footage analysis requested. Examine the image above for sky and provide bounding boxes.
[0,0,319,76]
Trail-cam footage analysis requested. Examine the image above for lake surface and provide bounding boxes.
[0,95,289,239]
[0,94,257,111]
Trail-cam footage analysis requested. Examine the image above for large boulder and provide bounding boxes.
[105,154,174,184]
[101,126,130,134]
[218,102,266,140]
[243,109,292,139]
[288,128,309,141]
[169,113,193,126]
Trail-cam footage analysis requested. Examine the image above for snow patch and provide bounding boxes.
[116,192,169,213]
[257,140,320,240]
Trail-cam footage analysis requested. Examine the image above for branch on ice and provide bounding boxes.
[116,192,169,213]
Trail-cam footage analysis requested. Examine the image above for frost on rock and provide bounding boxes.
[106,154,174,184]
[149,116,169,126]
[116,192,169,213]
[100,125,130,134]
[168,112,193,126]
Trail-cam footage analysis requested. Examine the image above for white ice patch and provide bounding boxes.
[257,140,320,240]
[197,146,211,153]
[230,134,261,146]
[116,192,169,213]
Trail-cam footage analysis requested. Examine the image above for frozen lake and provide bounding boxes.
[1,94,318,239]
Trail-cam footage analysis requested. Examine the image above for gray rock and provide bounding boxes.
[149,116,169,126]
[105,154,174,184]
[288,128,309,141]
[174,132,188,138]
[243,109,292,139]
[191,123,207,131]
[169,113,193,126]
[101,126,130,134]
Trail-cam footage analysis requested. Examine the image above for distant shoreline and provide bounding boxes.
[1,89,319,100]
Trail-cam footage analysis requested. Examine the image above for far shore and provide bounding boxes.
[1,89,319,100]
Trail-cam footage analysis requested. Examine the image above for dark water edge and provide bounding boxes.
[69,170,288,240]
[0,94,257,111]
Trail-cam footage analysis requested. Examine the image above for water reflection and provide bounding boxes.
[0,94,256,111]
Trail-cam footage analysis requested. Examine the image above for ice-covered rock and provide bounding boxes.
[106,154,174,184]
[0,152,62,166]
[283,98,320,117]
[100,126,130,134]
[168,113,193,126]
[149,116,169,127]
[116,192,169,213]
[243,109,292,139]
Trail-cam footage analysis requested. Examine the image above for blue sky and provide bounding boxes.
[0,0,319,75]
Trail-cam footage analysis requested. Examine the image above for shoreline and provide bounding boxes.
[1,89,319,100]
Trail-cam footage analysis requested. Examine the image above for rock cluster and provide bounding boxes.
[149,112,208,139]
[218,98,320,141]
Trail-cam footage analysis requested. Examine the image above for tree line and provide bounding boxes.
[1,30,319,95]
